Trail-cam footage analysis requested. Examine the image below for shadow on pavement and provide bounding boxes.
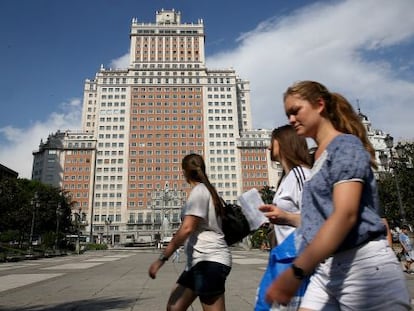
[0,296,149,311]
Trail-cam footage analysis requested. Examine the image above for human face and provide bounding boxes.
[268,139,280,162]
[284,94,321,138]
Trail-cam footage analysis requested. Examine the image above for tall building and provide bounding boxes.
[33,10,398,244]
[33,9,277,244]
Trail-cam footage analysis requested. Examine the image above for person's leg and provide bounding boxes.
[200,293,226,311]
[194,262,231,311]
[299,271,339,311]
[167,283,197,311]
[403,253,410,271]
[332,239,410,310]
[406,259,413,271]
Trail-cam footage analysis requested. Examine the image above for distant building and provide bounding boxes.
[358,108,391,174]
[32,130,97,235]
[33,10,397,245]
[0,163,18,180]
[238,129,280,193]
[32,7,398,244]
[77,9,269,244]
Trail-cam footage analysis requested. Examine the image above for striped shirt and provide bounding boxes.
[273,166,311,244]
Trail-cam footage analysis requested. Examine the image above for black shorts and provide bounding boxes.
[177,261,231,299]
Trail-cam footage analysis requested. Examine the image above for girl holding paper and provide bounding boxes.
[255,124,313,311]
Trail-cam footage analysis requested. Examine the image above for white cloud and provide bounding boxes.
[207,0,414,141]
[4,0,413,181]
[109,52,130,69]
[0,98,82,179]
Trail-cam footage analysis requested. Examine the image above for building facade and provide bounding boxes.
[0,163,18,180]
[32,10,401,245]
[238,129,280,193]
[33,10,277,244]
[32,130,97,234]
[358,109,392,173]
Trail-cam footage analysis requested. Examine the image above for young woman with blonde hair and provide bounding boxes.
[265,81,410,310]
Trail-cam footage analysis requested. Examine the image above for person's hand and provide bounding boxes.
[259,204,290,225]
[265,267,302,305]
[148,259,165,279]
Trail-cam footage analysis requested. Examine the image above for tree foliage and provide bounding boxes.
[259,185,276,204]
[0,178,73,247]
[377,142,414,227]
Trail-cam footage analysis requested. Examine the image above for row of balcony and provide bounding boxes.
[127,219,181,225]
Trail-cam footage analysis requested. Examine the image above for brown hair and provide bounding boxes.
[283,81,377,169]
[270,124,313,173]
[181,153,223,217]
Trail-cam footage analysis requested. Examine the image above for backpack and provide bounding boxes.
[221,200,252,246]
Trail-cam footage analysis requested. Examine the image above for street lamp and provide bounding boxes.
[55,202,62,252]
[381,134,405,224]
[161,183,171,242]
[105,217,112,246]
[29,192,39,255]
[74,207,82,254]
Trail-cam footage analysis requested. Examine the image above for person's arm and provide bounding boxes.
[148,215,200,279]
[265,181,363,305]
[259,204,301,228]
[378,203,392,247]
[382,218,392,247]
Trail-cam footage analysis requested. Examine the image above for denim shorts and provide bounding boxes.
[301,238,411,310]
[177,261,231,299]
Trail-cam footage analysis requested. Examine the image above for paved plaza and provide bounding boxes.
[0,247,413,310]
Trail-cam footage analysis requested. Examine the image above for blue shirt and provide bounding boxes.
[296,134,386,253]
[399,232,412,252]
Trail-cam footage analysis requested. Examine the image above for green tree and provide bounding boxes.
[0,178,73,248]
[378,142,414,227]
[259,185,276,204]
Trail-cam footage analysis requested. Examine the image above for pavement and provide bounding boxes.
[121,246,272,310]
[0,247,413,310]
[112,246,414,310]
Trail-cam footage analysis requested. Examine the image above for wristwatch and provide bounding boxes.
[158,253,169,262]
[291,263,306,280]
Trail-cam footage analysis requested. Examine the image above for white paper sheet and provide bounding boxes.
[238,188,268,230]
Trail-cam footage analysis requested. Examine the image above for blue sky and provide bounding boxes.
[1,0,413,178]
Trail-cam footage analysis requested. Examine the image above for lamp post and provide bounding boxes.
[161,183,171,243]
[54,202,62,252]
[381,134,405,224]
[75,208,82,254]
[29,192,39,255]
[105,217,112,246]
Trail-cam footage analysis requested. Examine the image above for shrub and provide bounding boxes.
[84,243,108,251]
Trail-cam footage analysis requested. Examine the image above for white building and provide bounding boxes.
[34,10,274,244]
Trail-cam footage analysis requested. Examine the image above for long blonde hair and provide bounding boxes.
[284,81,377,168]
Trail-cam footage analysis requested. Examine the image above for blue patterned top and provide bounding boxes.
[399,232,412,252]
[296,134,386,253]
